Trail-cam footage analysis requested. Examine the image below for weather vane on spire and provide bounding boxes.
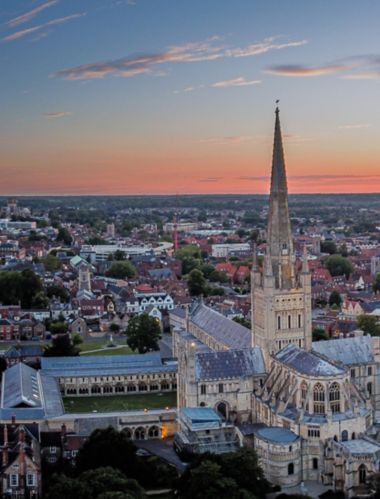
[275,99,280,113]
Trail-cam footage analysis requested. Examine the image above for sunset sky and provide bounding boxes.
[1,0,380,195]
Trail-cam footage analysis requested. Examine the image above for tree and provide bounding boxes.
[325,255,353,279]
[105,261,136,279]
[0,269,45,309]
[232,317,251,329]
[42,254,62,272]
[181,257,201,275]
[321,241,337,255]
[199,263,215,279]
[50,321,69,335]
[45,467,145,499]
[44,333,80,356]
[175,244,201,260]
[178,448,270,499]
[46,284,70,302]
[113,250,126,261]
[312,327,329,342]
[357,315,380,336]
[126,314,161,354]
[209,270,228,283]
[329,290,342,307]
[110,323,120,333]
[76,428,139,476]
[56,226,72,245]
[188,269,206,296]
[373,273,380,294]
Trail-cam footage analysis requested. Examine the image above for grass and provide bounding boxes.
[81,346,133,356]
[63,392,177,413]
[79,338,134,356]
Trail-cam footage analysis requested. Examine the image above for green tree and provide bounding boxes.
[76,428,139,476]
[188,269,206,296]
[106,261,136,279]
[42,254,62,272]
[312,327,329,342]
[209,270,229,283]
[56,226,72,245]
[181,256,201,275]
[50,321,68,335]
[199,263,215,279]
[329,290,342,307]
[175,244,201,260]
[45,468,145,499]
[113,250,126,261]
[321,241,337,254]
[31,291,49,309]
[232,316,251,329]
[44,333,80,356]
[126,314,161,354]
[357,315,380,336]
[110,323,120,333]
[325,255,353,278]
[46,284,70,302]
[373,273,380,294]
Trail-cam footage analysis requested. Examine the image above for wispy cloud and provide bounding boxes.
[55,35,307,80]
[3,13,85,42]
[237,174,380,186]
[341,71,380,80]
[198,136,255,145]
[338,123,372,129]
[7,0,58,28]
[264,63,352,77]
[211,77,261,88]
[199,177,223,183]
[43,111,71,119]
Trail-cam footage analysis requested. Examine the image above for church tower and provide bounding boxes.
[251,106,312,357]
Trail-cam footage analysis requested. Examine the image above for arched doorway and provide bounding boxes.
[216,401,228,420]
[341,430,348,441]
[359,464,366,484]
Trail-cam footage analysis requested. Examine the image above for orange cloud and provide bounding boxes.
[7,0,59,27]
[264,63,352,77]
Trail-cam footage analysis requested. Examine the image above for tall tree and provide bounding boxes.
[329,290,342,307]
[126,314,161,354]
[44,333,80,357]
[188,269,206,296]
[105,261,136,279]
[325,255,353,279]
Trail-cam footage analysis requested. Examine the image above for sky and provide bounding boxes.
[1,0,380,195]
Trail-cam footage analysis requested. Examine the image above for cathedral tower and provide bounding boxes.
[251,107,312,357]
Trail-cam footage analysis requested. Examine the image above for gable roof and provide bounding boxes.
[312,336,374,366]
[275,344,345,377]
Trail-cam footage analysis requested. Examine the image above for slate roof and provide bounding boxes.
[255,426,299,444]
[312,336,374,366]
[41,352,177,377]
[190,303,250,349]
[5,345,43,358]
[275,344,345,377]
[195,347,265,381]
[2,363,42,408]
[339,439,380,455]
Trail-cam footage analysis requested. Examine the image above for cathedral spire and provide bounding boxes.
[267,105,295,288]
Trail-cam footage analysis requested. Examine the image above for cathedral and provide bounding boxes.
[171,107,380,497]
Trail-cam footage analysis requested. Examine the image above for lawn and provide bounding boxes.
[63,392,177,413]
[79,338,134,356]
[81,346,133,356]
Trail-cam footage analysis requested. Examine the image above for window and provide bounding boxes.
[368,366,373,376]
[288,463,294,475]
[27,474,36,487]
[218,383,224,394]
[298,314,302,328]
[313,458,318,470]
[341,430,348,442]
[49,446,57,454]
[351,368,355,378]
[201,384,206,395]
[313,383,325,414]
[367,382,372,395]
[278,316,281,330]
[329,382,340,414]
[301,382,308,402]
[288,315,291,329]
[289,446,292,452]
[307,426,320,438]
[10,474,18,487]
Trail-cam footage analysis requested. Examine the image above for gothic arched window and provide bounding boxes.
[329,382,340,414]
[313,383,325,414]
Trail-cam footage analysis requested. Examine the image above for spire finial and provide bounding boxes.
[275,99,280,113]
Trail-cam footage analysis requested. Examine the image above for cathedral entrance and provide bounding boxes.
[216,401,229,420]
